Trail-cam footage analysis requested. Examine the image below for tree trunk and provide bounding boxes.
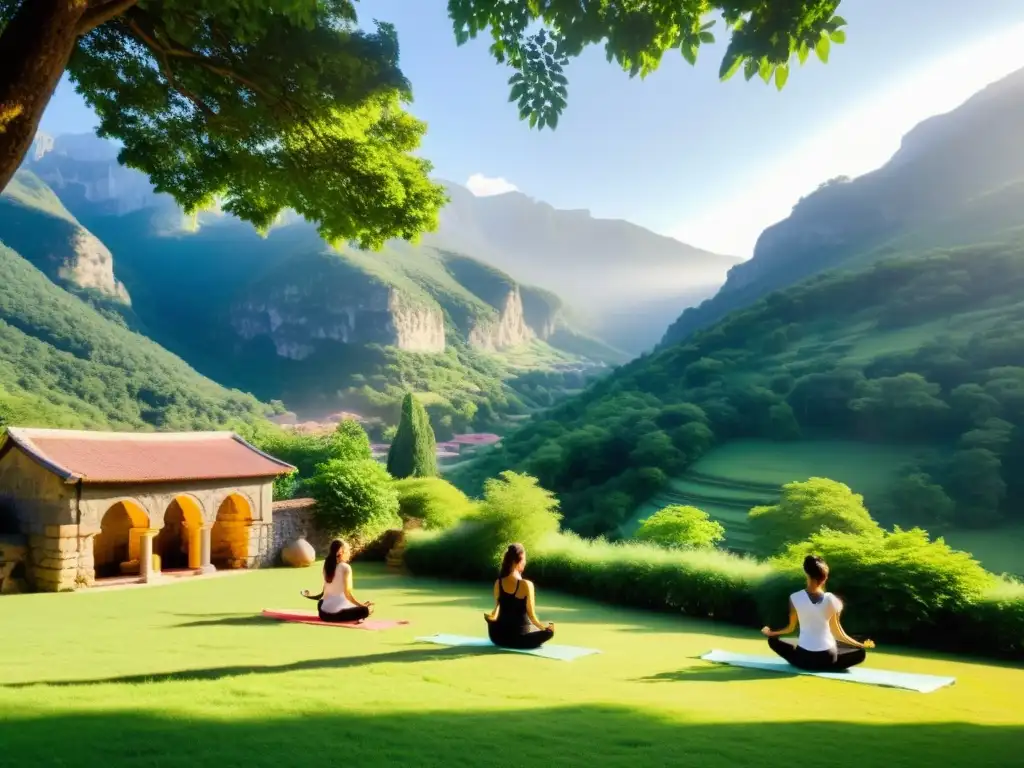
[0,0,88,192]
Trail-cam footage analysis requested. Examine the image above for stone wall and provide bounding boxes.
[28,525,95,592]
[270,499,332,562]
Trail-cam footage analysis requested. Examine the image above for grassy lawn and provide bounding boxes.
[2,566,1022,768]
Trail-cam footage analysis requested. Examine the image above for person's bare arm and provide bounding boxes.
[525,581,553,631]
[343,565,372,608]
[828,613,875,649]
[762,600,798,637]
[484,580,500,622]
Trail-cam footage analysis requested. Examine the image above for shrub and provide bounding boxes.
[762,528,994,641]
[634,505,725,550]
[331,419,373,462]
[472,471,562,564]
[953,579,1024,658]
[405,528,771,623]
[394,477,476,531]
[310,458,401,544]
[387,393,438,479]
[748,477,882,557]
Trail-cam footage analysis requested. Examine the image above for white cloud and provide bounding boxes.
[669,22,1024,258]
[466,173,518,197]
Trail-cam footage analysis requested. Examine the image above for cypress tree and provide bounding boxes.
[387,394,438,479]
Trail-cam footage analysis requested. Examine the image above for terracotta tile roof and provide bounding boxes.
[1,428,295,484]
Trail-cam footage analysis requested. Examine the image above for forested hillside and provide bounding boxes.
[456,240,1024,549]
[0,243,273,430]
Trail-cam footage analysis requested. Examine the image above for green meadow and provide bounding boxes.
[1,566,1021,768]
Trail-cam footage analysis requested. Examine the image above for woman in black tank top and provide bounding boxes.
[484,543,555,649]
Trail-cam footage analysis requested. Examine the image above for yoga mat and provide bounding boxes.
[415,633,601,662]
[701,650,956,693]
[261,609,409,631]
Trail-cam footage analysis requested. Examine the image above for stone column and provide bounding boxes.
[187,525,202,570]
[199,524,216,574]
[139,529,160,583]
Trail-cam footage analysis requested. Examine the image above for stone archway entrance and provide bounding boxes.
[212,493,252,569]
[93,500,150,578]
[154,496,204,571]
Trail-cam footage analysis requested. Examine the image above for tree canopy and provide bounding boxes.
[450,0,848,129]
[1,1,845,245]
[634,505,725,550]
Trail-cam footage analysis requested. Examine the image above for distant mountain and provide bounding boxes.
[663,66,1024,347]
[427,182,740,351]
[6,140,625,430]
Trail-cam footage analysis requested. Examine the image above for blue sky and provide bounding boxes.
[40,0,1024,256]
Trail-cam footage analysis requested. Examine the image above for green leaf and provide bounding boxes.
[699,31,715,44]
[537,114,546,130]
[775,64,789,91]
[508,84,526,102]
[528,112,538,129]
[832,15,848,28]
[797,41,810,65]
[682,44,697,66]
[744,58,758,81]
[455,29,469,46]
[720,52,743,81]
[816,35,831,63]
[701,20,716,31]
[508,72,523,85]
[547,109,559,130]
[830,30,847,44]
[758,58,773,84]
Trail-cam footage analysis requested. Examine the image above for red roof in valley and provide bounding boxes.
[1,428,294,484]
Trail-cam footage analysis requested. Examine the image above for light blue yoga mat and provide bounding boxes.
[701,649,956,693]
[416,633,601,662]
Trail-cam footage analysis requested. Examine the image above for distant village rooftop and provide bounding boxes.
[0,428,294,484]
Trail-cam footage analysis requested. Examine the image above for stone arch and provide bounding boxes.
[93,499,150,578]
[212,492,253,569]
[154,495,205,571]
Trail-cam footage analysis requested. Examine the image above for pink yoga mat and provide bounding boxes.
[261,609,409,631]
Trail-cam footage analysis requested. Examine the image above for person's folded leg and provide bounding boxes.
[767,636,800,664]
[487,621,554,649]
[833,643,866,670]
[318,604,371,623]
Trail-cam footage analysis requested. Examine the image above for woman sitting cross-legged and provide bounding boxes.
[761,554,875,672]
[301,539,374,623]
[484,543,555,650]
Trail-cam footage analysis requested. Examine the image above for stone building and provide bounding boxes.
[0,428,294,592]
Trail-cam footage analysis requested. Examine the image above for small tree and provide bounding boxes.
[473,471,562,563]
[331,419,372,462]
[387,394,438,479]
[310,458,400,543]
[635,506,725,550]
[749,477,881,557]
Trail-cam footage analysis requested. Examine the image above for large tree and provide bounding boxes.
[0,0,846,242]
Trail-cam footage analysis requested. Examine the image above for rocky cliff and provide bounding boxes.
[0,171,129,303]
[467,286,533,351]
[230,251,446,359]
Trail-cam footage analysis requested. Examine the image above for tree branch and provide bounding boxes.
[124,17,217,118]
[78,0,138,35]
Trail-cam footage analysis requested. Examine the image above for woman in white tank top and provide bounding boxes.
[761,555,875,671]
[301,540,374,623]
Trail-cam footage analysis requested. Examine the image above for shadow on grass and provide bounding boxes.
[170,613,275,628]
[3,646,491,688]
[638,664,788,683]
[0,705,1019,767]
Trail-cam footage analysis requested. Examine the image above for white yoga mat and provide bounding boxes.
[416,633,601,662]
[701,649,956,693]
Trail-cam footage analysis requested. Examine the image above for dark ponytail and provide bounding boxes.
[499,543,525,578]
[324,539,345,583]
[803,554,829,583]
